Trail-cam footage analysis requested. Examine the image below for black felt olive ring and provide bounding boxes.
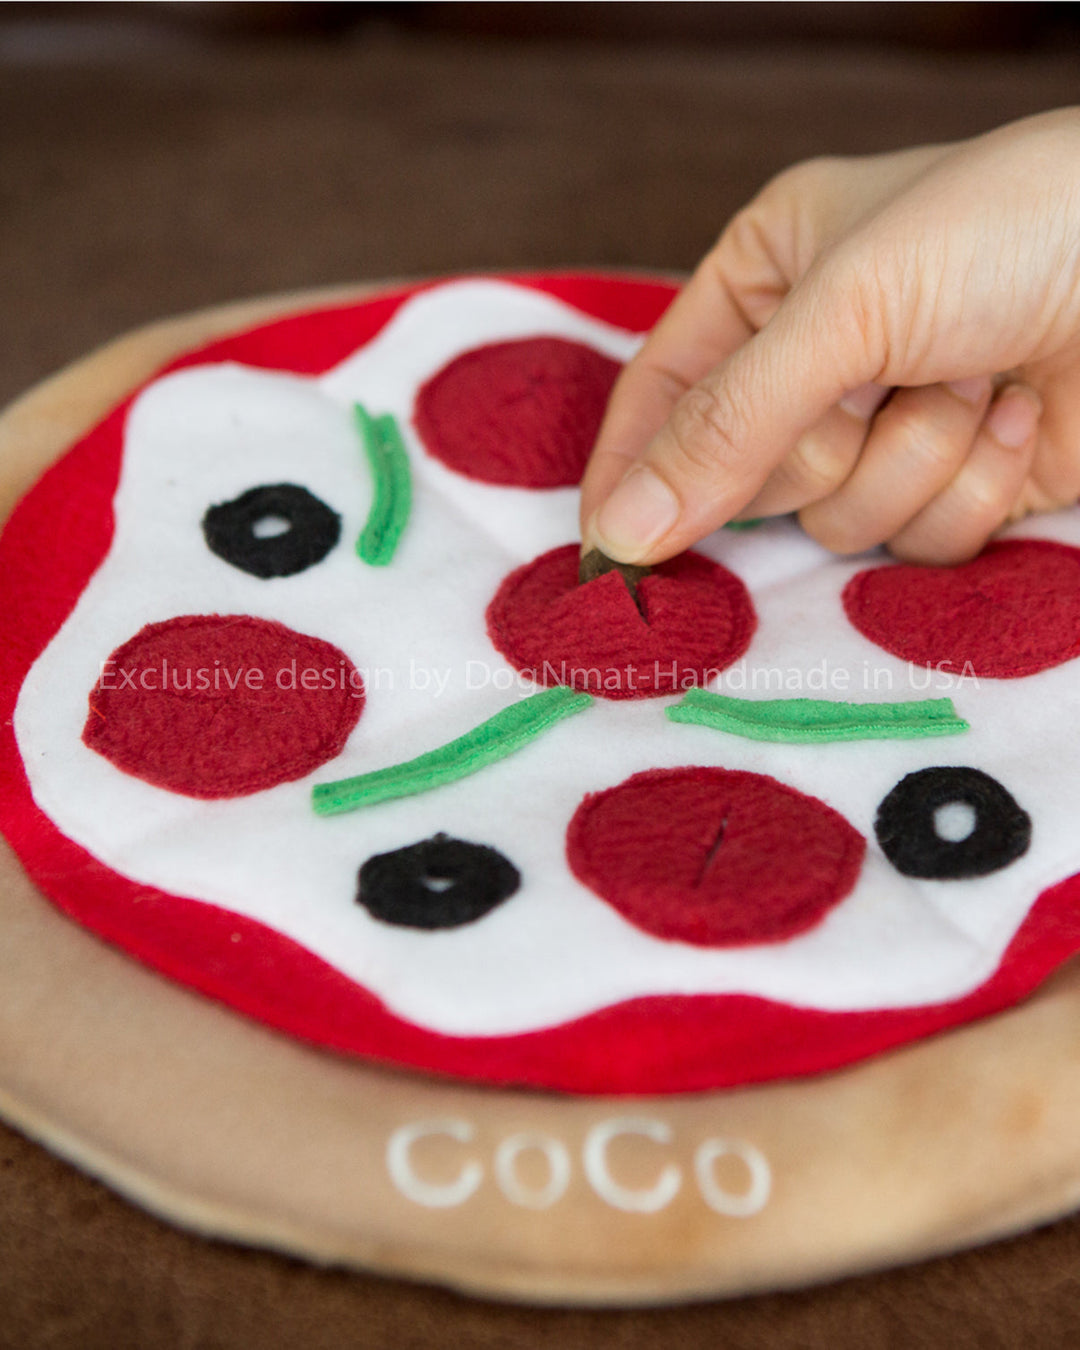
[357,833,521,929]
[202,483,341,579]
[874,766,1031,880]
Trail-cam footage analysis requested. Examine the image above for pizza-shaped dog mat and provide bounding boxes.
[4,273,1080,1306]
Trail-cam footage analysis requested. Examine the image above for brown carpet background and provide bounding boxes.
[4,5,1080,1345]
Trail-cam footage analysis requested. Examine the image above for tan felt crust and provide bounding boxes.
[3,286,1080,1307]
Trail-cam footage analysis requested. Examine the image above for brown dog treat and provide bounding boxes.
[579,547,651,610]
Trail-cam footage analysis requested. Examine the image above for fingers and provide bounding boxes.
[579,150,946,558]
[733,382,890,520]
[798,377,995,553]
[793,380,1042,564]
[885,384,1042,563]
[581,114,1080,566]
[583,258,876,562]
[578,249,760,533]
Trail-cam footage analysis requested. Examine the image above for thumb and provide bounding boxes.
[584,261,883,564]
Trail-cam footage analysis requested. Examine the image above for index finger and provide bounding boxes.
[578,250,761,533]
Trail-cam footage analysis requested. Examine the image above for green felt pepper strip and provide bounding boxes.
[355,404,412,566]
[666,688,969,743]
[313,686,594,815]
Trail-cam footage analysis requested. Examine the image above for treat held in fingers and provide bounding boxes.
[582,111,1080,564]
[578,546,652,610]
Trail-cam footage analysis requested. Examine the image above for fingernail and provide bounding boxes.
[591,466,680,561]
[946,375,992,405]
[838,382,889,420]
[985,386,1041,448]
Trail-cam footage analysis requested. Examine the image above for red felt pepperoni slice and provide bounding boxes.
[413,336,622,487]
[83,615,364,798]
[486,543,755,699]
[843,538,1080,678]
[567,767,865,947]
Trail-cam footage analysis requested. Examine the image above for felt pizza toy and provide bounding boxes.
[4,272,1080,1303]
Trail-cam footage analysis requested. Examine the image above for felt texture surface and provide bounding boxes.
[313,685,594,814]
[566,766,866,946]
[83,614,365,798]
[354,405,413,566]
[875,766,1033,880]
[6,18,1080,1342]
[8,826,1080,1321]
[486,543,756,698]
[202,481,343,579]
[357,832,522,930]
[843,539,1080,678]
[414,336,622,487]
[667,688,971,743]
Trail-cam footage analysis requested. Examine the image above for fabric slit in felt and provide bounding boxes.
[566,766,866,947]
[486,544,756,699]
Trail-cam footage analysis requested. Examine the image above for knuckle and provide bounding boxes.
[638,358,692,409]
[668,385,745,479]
[714,205,757,257]
[783,433,854,501]
[837,257,891,377]
[797,504,872,556]
[710,208,776,296]
[888,532,977,567]
[955,469,1013,521]
[1016,471,1071,516]
[876,402,963,476]
[760,155,842,204]
[716,158,846,286]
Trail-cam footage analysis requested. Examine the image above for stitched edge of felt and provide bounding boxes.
[3,272,1080,1094]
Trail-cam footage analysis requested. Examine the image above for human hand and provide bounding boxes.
[580,109,1080,565]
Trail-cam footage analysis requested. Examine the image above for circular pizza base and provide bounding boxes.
[4,287,1080,1307]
